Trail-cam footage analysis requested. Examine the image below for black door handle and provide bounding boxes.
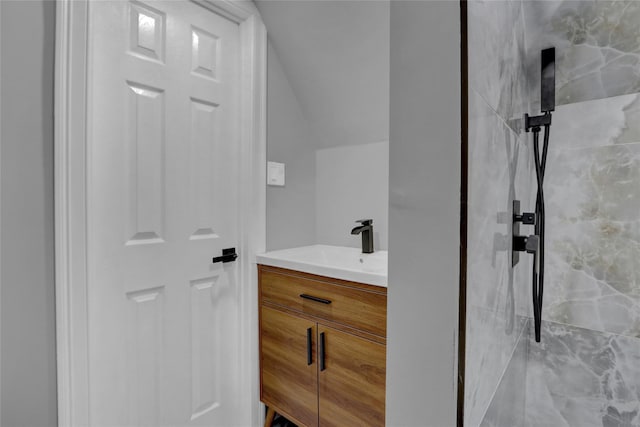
[319,332,326,372]
[212,248,238,264]
[306,328,313,366]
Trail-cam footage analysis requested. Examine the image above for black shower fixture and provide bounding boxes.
[513,47,555,343]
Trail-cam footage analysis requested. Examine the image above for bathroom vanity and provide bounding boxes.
[257,245,387,427]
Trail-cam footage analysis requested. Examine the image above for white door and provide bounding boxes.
[87,1,243,425]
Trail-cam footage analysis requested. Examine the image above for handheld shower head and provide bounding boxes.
[540,47,555,113]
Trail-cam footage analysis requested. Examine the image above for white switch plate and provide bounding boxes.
[267,161,285,186]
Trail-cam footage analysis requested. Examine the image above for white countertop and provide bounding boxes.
[256,244,388,287]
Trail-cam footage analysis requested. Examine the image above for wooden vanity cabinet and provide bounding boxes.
[258,265,387,427]
[317,325,386,427]
[261,306,318,427]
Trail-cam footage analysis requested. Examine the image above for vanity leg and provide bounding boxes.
[264,407,276,427]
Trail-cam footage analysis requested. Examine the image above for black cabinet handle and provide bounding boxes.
[306,328,313,366]
[319,332,326,372]
[299,294,332,305]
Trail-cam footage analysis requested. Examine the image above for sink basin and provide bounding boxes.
[256,244,387,287]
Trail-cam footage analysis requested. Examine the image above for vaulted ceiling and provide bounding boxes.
[255,0,390,149]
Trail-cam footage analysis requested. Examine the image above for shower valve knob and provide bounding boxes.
[513,235,539,254]
[525,235,539,254]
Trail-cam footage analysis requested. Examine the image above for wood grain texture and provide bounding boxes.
[259,266,387,337]
[260,306,318,427]
[264,407,276,427]
[261,302,386,346]
[317,325,386,427]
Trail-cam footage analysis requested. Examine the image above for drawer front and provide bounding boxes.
[260,268,387,337]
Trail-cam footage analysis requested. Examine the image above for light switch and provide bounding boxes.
[267,161,285,186]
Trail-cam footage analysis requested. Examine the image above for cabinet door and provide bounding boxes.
[318,325,386,427]
[261,306,318,427]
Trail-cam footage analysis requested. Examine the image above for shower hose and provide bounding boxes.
[531,122,551,343]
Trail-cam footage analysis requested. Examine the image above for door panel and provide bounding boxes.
[87,1,241,425]
[124,82,165,245]
[318,325,386,427]
[189,275,223,419]
[125,286,165,426]
[261,306,319,427]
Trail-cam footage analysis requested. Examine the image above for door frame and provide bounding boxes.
[53,1,267,425]
[457,1,468,426]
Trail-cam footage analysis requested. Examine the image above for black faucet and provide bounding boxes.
[351,219,374,254]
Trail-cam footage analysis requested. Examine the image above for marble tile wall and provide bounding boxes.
[545,93,640,339]
[466,87,530,426]
[470,1,640,426]
[474,2,640,426]
[520,2,640,426]
[466,0,534,425]
[483,321,640,427]
[468,0,529,132]
[525,321,640,427]
[523,0,640,107]
[480,320,530,427]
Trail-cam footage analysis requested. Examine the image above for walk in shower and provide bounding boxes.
[464,1,640,425]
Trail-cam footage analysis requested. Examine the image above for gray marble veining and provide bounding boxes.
[467,90,534,316]
[468,90,516,313]
[543,96,640,338]
[551,93,640,150]
[544,147,640,337]
[466,89,533,426]
[466,0,534,423]
[524,0,640,106]
[469,0,528,131]
[525,321,640,427]
[480,319,530,427]
[467,308,528,427]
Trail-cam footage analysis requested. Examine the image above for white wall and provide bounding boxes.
[262,0,390,254]
[1,1,58,425]
[255,0,389,150]
[316,141,389,250]
[386,2,461,426]
[266,42,318,251]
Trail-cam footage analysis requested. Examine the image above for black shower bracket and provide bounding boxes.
[524,112,552,132]
[514,211,536,225]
